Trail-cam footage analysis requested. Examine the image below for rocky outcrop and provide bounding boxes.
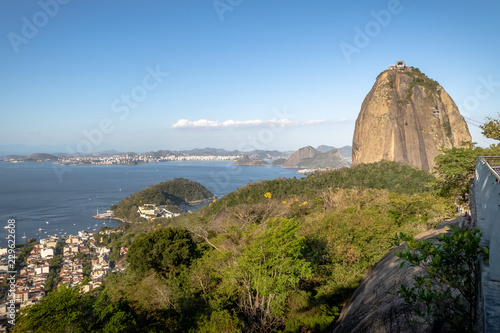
[282,146,348,169]
[281,146,318,168]
[333,219,462,333]
[352,66,471,172]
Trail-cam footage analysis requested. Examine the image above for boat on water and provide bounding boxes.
[21,233,26,239]
[38,228,44,231]
[46,221,49,224]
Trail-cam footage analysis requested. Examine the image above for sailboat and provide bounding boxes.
[21,233,26,239]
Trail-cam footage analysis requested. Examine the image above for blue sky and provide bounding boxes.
[1,0,499,154]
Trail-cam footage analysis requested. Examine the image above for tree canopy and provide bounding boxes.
[433,142,500,200]
[126,228,197,277]
[480,114,500,141]
[15,286,138,333]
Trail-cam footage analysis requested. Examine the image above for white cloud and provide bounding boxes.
[171,118,326,129]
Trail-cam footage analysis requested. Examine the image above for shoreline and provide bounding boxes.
[186,196,216,205]
[92,215,131,224]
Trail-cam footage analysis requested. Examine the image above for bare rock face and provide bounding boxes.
[282,146,318,168]
[333,220,461,333]
[352,66,471,172]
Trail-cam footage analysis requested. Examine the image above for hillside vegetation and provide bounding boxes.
[208,161,435,214]
[16,161,456,333]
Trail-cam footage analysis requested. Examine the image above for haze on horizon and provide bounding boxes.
[1,1,499,155]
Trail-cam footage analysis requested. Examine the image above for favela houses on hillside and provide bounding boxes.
[0,228,128,331]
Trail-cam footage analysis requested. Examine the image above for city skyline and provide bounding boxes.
[1,1,500,154]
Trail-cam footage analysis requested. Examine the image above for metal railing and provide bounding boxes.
[474,157,500,332]
[479,156,500,181]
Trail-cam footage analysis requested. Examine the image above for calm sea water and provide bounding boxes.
[0,161,301,244]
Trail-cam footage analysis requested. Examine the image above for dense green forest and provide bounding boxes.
[16,160,461,332]
[111,178,214,221]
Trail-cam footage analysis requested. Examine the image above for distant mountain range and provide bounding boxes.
[4,153,59,162]
[230,145,351,170]
[281,146,349,169]
[142,148,289,160]
[0,145,352,160]
[317,145,352,158]
[0,144,68,157]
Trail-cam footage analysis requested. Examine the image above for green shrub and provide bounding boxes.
[126,228,197,277]
[392,226,489,332]
[195,310,242,333]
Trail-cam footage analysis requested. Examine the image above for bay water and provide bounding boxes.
[0,161,301,244]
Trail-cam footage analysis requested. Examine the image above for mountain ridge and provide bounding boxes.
[282,146,349,169]
[2,146,353,160]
